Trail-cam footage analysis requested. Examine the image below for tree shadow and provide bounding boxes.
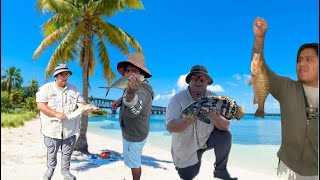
[141,155,172,170]
[72,149,173,172]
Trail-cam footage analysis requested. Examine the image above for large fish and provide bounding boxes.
[181,95,244,124]
[248,52,269,118]
[99,75,145,97]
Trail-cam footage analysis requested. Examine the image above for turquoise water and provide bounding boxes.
[88,114,281,147]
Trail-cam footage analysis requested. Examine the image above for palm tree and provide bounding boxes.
[27,78,39,97]
[33,0,144,153]
[1,67,23,112]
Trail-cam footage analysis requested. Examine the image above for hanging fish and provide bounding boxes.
[248,52,269,118]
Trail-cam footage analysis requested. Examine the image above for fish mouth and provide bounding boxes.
[235,106,244,120]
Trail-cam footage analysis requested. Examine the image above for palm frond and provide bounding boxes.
[41,14,75,37]
[90,0,143,16]
[36,0,81,16]
[95,20,130,54]
[121,0,144,10]
[96,32,116,84]
[33,23,71,60]
[45,23,86,78]
[107,22,143,52]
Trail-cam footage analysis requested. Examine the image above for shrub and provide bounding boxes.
[23,97,38,112]
[89,109,107,117]
[1,111,37,127]
[1,91,9,112]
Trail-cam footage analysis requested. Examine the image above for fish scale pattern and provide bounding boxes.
[182,95,244,124]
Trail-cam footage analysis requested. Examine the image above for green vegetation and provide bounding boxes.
[1,67,23,112]
[1,67,39,128]
[88,109,107,117]
[1,110,37,128]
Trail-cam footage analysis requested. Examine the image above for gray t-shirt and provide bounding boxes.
[119,82,154,142]
[165,88,215,168]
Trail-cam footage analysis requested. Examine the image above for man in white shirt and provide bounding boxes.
[36,64,85,180]
[165,65,237,180]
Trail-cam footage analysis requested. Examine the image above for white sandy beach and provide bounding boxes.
[2,118,282,180]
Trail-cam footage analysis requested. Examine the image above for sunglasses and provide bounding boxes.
[191,75,207,83]
[60,72,71,77]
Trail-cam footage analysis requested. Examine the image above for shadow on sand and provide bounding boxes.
[72,149,172,172]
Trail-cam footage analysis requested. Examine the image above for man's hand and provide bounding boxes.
[55,112,68,120]
[125,74,142,102]
[126,74,142,94]
[208,107,230,131]
[166,116,199,133]
[253,17,268,38]
[112,99,122,109]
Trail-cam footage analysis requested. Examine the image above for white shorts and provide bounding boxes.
[122,138,147,168]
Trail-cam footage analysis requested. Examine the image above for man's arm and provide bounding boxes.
[252,17,288,101]
[252,17,267,62]
[208,108,230,131]
[37,102,67,120]
[166,117,197,133]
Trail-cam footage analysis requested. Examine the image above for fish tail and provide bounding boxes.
[254,108,265,118]
[105,88,111,97]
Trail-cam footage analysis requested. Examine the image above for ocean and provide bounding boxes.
[87,114,282,151]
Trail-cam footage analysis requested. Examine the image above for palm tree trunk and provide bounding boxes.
[7,88,11,113]
[75,64,89,153]
[74,36,90,153]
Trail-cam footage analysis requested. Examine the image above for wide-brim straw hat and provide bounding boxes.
[117,53,152,78]
[185,65,213,85]
[53,64,72,77]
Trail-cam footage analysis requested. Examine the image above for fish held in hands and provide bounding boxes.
[249,52,269,118]
[181,95,244,124]
[99,75,145,97]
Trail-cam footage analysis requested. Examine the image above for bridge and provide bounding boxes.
[89,98,166,115]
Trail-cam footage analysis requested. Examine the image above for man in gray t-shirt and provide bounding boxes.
[165,65,237,180]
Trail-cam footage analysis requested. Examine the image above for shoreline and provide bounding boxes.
[2,118,280,179]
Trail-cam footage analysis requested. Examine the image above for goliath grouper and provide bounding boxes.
[181,95,244,124]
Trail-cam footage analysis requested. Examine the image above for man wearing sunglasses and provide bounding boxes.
[36,64,86,180]
[252,17,318,179]
[165,65,237,180]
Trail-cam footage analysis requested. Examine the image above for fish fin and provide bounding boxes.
[253,95,258,104]
[105,88,111,97]
[254,109,265,118]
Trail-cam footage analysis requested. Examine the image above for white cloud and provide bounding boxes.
[232,73,242,80]
[225,81,238,86]
[232,73,252,85]
[177,74,188,90]
[243,74,251,84]
[154,94,161,100]
[154,89,176,101]
[207,84,224,92]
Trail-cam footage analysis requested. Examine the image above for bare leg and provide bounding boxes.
[131,167,142,180]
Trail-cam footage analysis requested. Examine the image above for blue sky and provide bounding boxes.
[1,0,319,113]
